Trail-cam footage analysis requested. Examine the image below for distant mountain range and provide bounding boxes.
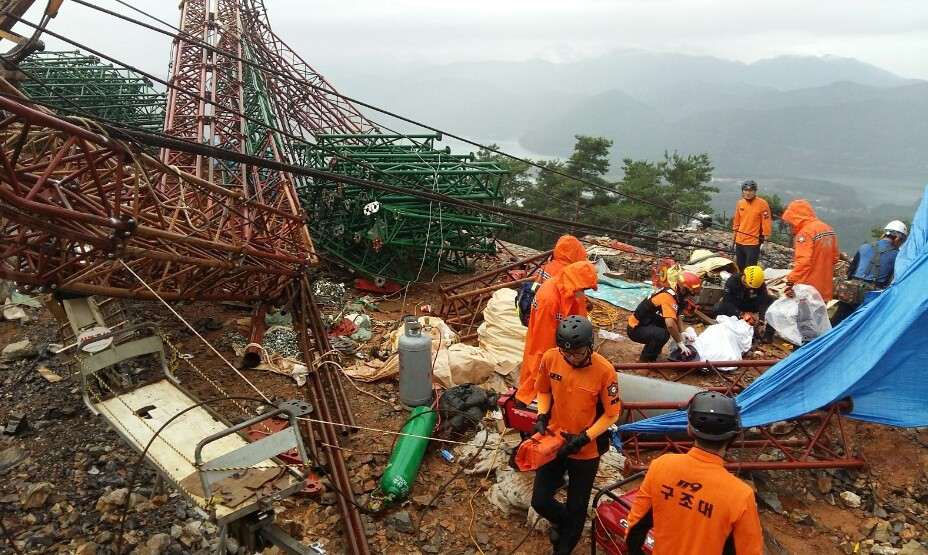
[332,50,926,247]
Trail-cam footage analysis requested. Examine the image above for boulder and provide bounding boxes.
[1,339,36,361]
[21,482,53,509]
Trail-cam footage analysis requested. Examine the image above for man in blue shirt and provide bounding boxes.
[832,220,907,325]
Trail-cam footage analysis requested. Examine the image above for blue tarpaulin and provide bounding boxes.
[621,186,928,433]
[587,275,653,311]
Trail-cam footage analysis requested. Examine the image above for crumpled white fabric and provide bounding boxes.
[694,315,755,368]
[477,288,526,374]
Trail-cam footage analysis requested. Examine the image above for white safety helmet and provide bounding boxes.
[884,220,908,238]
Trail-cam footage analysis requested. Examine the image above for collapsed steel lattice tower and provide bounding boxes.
[234,0,508,282]
[19,50,165,130]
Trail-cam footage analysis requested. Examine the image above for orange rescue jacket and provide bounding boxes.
[782,200,840,301]
[733,197,772,247]
[626,447,763,555]
[516,260,598,404]
[538,235,588,283]
[534,349,621,460]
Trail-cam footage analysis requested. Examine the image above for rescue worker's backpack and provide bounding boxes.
[515,281,539,326]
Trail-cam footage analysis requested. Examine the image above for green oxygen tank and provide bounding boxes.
[377,406,436,505]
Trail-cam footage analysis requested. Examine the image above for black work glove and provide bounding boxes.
[533,413,550,436]
[557,431,590,458]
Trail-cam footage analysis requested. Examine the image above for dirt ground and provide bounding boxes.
[1,274,927,555]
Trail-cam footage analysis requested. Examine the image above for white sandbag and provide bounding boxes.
[456,429,522,474]
[486,467,536,517]
[436,343,504,388]
[477,288,526,374]
[694,315,754,368]
[766,284,832,346]
[389,315,458,350]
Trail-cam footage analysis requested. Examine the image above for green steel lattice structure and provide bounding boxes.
[19,50,165,131]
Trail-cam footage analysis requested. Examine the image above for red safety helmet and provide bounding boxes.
[677,271,702,295]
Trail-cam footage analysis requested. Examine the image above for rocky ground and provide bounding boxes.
[1,239,927,554]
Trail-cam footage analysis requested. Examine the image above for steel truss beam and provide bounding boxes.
[0,89,314,302]
[19,50,165,131]
[438,249,553,340]
[619,400,865,471]
[239,0,371,137]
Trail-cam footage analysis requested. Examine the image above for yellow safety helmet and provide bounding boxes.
[742,266,765,289]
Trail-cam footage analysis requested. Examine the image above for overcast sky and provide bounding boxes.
[19,0,928,81]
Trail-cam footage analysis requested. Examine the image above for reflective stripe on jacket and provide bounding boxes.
[782,200,840,301]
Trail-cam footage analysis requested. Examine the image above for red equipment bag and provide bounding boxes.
[498,387,538,435]
[591,475,654,555]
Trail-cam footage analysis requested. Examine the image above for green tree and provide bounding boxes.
[504,136,618,247]
[611,151,716,231]
[474,144,532,207]
[662,151,716,220]
[759,193,788,241]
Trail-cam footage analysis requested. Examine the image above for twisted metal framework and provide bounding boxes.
[296,133,508,280]
[19,51,165,131]
[239,0,371,137]
[0,89,314,301]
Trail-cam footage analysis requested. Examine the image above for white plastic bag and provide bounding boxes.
[765,284,832,346]
[694,315,754,367]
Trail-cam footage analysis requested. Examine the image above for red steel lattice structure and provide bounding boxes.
[240,0,371,138]
[620,401,865,472]
[0,87,313,302]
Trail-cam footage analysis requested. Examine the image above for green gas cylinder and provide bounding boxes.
[378,406,437,505]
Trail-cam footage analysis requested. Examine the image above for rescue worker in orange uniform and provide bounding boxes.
[539,235,588,283]
[626,392,763,555]
[516,260,598,405]
[781,199,840,301]
[532,316,622,554]
[732,180,773,270]
[516,235,589,326]
[627,271,701,362]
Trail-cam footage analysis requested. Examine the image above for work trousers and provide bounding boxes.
[627,324,670,362]
[735,243,761,270]
[531,455,601,554]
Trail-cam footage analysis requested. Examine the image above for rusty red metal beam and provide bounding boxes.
[438,249,552,339]
[619,401,865,472]
[0,86,315,303]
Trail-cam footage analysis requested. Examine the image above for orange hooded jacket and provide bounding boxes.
[538,235,588,283]
[782,200,840,301]
[516,260,598,404]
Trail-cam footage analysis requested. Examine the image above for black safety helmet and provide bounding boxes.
[687,391,741,441]
[741,179,757,191]
[556,315,594,350]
